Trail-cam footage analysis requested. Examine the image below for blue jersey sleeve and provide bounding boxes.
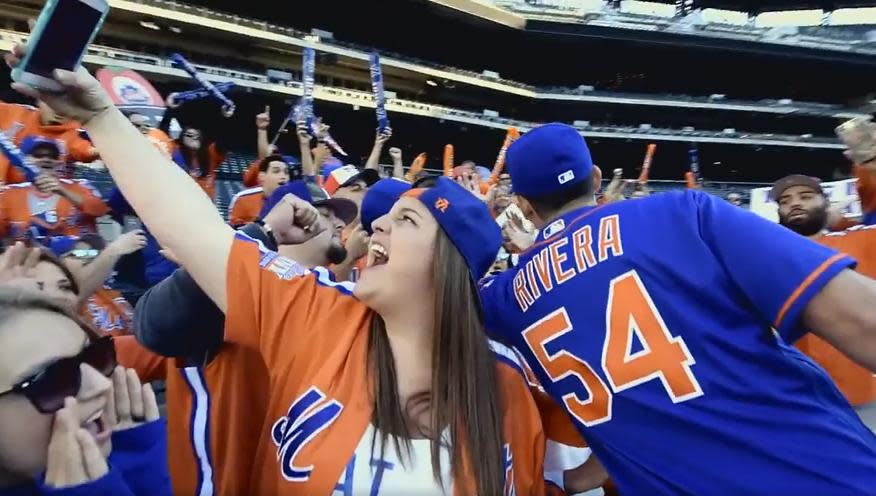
[479,271,517,340]
[692,190,856,342]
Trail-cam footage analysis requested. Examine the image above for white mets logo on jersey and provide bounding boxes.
[271,387,344,482]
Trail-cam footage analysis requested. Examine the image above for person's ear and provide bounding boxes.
[257,171,266,185]
[592,165,603,194]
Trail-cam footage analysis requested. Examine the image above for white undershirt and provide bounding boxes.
[333,424,452,496]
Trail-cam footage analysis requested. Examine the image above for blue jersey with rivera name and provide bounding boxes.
[480,190,876,496]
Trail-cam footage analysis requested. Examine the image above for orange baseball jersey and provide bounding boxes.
[242,159,261,188]
[115,335,270,496]
[227,187,265,227]
[225,234,565,496]
[0,103,97,184]
[0,180,109,241]
[795,224,876,406]
[83,287,134,337]
[174,143,225,200]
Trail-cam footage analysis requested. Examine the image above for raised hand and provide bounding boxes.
[456,172,485,202]
[295,120,311,144]
[6,44,113,125]
[0,241,41,286]
[375,127,392,145]
[502,211,536,253]
[105,367,159,432]
[108,230,148,256]
[44,397,109,488]
[263,193,326,245]
[388,147,402,161]
[256,106,271,131]
[34,173,62,194]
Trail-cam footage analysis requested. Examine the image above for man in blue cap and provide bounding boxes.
[0,136,108,243]
[478,123,876,495]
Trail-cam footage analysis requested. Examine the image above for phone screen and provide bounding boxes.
[27,0,102,78]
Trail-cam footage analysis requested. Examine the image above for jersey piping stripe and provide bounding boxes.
[182,367,215,496]
[312,266,355,295]
[773,253,848,330]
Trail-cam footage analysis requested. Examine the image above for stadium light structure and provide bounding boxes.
[139,20,160,31]
[756,9,824,28]
[831,8,876,26]
[700,8,748,26]
[621,1,676,18]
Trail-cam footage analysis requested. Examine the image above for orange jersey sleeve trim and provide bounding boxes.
[773,253,847,330]
[114,335,168,383]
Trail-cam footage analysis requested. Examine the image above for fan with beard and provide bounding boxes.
[778,202,829,236]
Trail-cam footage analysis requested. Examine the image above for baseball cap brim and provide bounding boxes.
[341,168,380,189]
[770,174,823,201]
[315,198,358,226]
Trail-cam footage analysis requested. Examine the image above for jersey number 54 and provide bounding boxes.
[522,270,703,427]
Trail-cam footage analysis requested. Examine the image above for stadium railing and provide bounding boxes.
[107,0,867,119]
[0,28,845,149]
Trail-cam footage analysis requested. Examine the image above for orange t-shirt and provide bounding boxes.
[82,288,134,337]
[0,179,109,241]
[146,128,174,159]
[227,187,265,227]
[115,335,270,496]
[174,143,225,200]
[795,225,876,406]
[0,103,97,184]
[225,234,564,495]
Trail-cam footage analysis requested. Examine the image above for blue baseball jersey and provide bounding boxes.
[480,190,876,495]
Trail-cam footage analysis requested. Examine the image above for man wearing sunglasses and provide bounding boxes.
[0,136,109,244]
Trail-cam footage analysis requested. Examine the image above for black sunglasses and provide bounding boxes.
[0,337,116,414]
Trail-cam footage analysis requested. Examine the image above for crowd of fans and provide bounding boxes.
[3,31,876,496]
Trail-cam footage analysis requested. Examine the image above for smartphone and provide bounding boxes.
[12,0,109,92]
[836,117,876,164]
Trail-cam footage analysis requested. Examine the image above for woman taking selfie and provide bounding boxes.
[5,48,597,494]
[0,245,171,496]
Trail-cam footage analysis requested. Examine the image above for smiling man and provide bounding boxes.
[228,154,292,227]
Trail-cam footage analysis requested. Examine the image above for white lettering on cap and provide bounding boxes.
[558,170,575,184]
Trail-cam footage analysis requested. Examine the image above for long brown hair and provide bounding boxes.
[368,228,505,495]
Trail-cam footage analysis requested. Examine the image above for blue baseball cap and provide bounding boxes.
[360,178,411,235]
[259,180,358,226]
[404,176,501,281]
[506,123,593,198]
[20,136,61,158]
